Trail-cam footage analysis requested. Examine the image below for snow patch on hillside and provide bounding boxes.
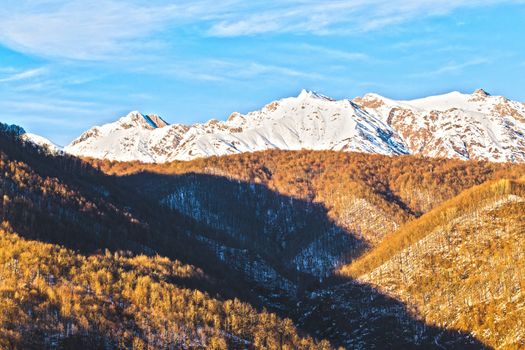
[22,133,63,155]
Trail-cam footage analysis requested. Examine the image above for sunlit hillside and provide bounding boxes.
[0,226,332,349]
[3,122,525,348]
[93,150,525,247]
[343,180,525,349]
[0,125,334,349]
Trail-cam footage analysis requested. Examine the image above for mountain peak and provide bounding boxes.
[473,88,490,97]
[119,111,169,130]
[145,114,169,128]
[297,89,334,101]
[64,89,525,163]
[353,93,394,109]
[22,133,63,154]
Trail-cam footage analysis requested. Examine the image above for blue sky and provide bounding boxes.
[0,0,524,145]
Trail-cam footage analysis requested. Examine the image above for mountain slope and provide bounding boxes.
[65,90,409,162]
[91,151,525,348]
[1,123,490,349]
[91,150,525,283]
[341,179,525,349]
[354,89,525,162]
[94,150,525,239]
[0,123,337,349]
[0,124,501,349]
[64,89,525,163]
[0,227,334,350]
[21,133,63,155]
[91,151,496,349]
[64,111,187,162]
[0,122,251,295]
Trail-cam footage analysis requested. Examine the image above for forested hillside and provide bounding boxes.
[0,227,331,349]
[93,150,525,249]
[0,124,333,349]
[2,122,524,349]
[342,179,525,349]
[89,150,525,348]
[0,122,248,297]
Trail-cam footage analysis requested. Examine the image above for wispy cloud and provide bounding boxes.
[0,0,522,61]
[234,62,325,80]
[0,97,98,114]
[207,0,524,37]
[390,39,439,50]
[432,58,490,75]
[411,58,491,77]
[0,1,183,60]
[0,68,47,83]
[156,59,326,82]
[298,44,369,61]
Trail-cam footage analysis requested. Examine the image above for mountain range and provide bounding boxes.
[3,88,525,349]
[55,88,525,163]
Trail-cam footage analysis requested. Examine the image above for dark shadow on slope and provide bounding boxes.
[0,131,260,302]
[296,276,491,349]
[120,171,369,280]
[0,132,490,349]
[119,171,491,349]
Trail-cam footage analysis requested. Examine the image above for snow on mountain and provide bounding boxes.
[65,91,408,162]
[22,133,63,155]
[64,111,188,162]
[353,89,525,162]
[64,89,525,163]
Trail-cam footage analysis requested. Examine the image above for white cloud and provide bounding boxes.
[156,59,326,82]
[411,58,490,77]
[0,1,184,60]
[432,58,490,74]
[233,62,324,80]
[0,68,47,82]
[298,44,369,61]
[207,0,524,37]
[1,97,98,114]
[0,0,522,61]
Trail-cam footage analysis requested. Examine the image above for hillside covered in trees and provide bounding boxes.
[90,149,525,348]
[1,122,524,348]
[0,226,333,349]
[342,179,525,349]
[93,150,525,253]
[0,124,333,349]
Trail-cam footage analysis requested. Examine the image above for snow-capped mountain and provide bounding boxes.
[64,111,188,162]
[65,90,408,162]
[64,89,525,163]
[354,89,525,162]
[22,133,63,155]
